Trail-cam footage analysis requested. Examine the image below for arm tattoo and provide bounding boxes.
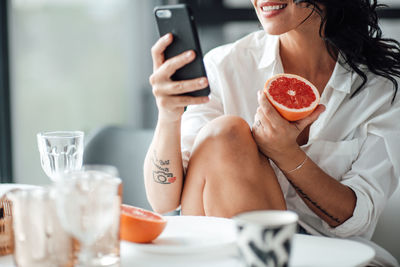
[288,179,341,224]
[151,150,177,184]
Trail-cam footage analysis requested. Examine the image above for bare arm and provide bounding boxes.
[144,120,183,214]
[144,33,209,214]
[253,91,356,227]
[274,148,356,227]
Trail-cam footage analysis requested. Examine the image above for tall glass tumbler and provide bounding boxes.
[37,131,84,181]
[54,171,120,267]
[82,166,122,266]
[8,188,74,267]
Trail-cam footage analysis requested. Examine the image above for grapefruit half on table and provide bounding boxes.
[264,73,320,121]
[120,204,167,243]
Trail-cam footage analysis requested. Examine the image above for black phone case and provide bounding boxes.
[154,4,210,97]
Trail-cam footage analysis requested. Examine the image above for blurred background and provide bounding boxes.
[1,0,400,261]
[0,0,400,186]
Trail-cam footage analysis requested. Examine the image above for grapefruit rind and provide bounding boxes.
[121,205,167,223]
[120,204,167,243]
[264,73,320,121]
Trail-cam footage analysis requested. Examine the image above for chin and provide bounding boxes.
[261,24,287,36]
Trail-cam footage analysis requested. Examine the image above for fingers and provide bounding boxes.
[257,90,285,126]
[164,77,209,95]
[150,50,196,86]
[157,95,209,109]
[159,50,196,78]
[150,34,201,96]
[151,33,174,71]
[253,108,269,131]
[150,34,210,120]
[152,77,208,97]
[295,104,326,130]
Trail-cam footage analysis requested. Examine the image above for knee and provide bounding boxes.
[194,115,253,149]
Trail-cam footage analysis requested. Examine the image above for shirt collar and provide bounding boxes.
[257,33,354,94]
[257,34,280,70]
[325,55,353,94]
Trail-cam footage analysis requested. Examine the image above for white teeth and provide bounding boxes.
[262,4,286,12]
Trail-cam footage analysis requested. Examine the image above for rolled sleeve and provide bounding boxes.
[322,178,373,237]
[322,134,397,238]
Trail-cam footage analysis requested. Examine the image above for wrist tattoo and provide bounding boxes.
[288,179,341,224]
[151,150,176,184]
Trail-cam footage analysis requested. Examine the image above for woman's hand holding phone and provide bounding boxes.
[149,33,210,123]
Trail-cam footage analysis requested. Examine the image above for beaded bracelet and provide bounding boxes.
[286,155,308,174]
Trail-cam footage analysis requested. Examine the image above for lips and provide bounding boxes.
[258,2,288,17]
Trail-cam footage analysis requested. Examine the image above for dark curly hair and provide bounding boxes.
[294,0,400,102]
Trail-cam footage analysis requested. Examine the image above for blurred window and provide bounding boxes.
[10,0,157,185]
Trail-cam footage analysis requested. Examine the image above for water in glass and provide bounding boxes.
[54,171,120,267]
[82,166,122,266]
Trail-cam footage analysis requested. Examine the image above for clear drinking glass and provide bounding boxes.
[8,188,74,267]
[54,171,120,267]
[37,131,84,181]
[82,164,119,178]
[82,165,122,266]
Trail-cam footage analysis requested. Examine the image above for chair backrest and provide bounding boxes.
[83,126,154,210]
[372,184,400,262]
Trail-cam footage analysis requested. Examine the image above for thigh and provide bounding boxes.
[202,149,286,217]
[181,115,286,218]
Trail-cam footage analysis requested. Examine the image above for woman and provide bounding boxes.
[145,0,400,265]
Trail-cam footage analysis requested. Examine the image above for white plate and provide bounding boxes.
[124,216,237,254]
[291,234,375,267]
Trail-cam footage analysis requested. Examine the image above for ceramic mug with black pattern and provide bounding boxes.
[234,210,299,267]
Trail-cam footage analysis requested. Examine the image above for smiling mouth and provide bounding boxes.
[261,4,288,12]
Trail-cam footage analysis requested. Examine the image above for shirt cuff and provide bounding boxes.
[322,184,372,238]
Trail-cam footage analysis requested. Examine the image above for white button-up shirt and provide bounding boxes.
[181,31,400,242]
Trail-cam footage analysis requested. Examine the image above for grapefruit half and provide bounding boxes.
[264,74,320,121]
[120,204,167,243]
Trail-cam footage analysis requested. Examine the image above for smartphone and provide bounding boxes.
[154,4,210,97]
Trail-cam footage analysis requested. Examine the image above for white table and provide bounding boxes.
[0,216,375,267]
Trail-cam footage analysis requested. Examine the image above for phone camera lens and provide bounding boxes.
[156,10,172,19]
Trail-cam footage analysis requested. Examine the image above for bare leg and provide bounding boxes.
[181,115,286,218]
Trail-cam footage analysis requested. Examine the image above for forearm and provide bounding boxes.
[145,31,211,213]
[144,119,184,214]
[275,148,357,227]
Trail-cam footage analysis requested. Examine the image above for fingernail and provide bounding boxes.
[163,33,171,40]
[186,51,194,58]
[199,78,207,85]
